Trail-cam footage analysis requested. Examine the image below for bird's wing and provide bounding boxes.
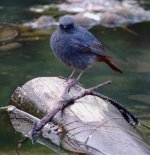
[70,37,108,57]
[69,28,108,57]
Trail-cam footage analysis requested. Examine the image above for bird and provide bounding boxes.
[50,16,122,80]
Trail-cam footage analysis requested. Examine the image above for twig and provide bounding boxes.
[30,80,111,142]
[84,117,123,145]
[30,79,77,141]
[29,79,139,144]
[91,91,139,127]
[17,137,29,148]
[88,80,111,91]
[71,81,111,102]
[63,79,77,96]
[141,123,150,130]
[121,27,138,36]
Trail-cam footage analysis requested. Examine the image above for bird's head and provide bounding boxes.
[59,16,75,31]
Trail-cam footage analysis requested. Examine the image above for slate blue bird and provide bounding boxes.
[50,16,122,80]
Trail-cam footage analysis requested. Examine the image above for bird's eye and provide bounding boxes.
[59,24,67,29]
[63,25,67,29]
[59,24,74,30]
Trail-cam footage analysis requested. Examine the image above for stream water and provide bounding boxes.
[0,0,150,154]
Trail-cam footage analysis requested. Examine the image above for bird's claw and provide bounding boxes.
[58,76,79,84]
[70,78,84,87]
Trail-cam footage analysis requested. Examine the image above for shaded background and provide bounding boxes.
[0,0,150,154]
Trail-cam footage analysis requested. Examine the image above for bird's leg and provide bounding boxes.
[77,71,84,81]
[59,69,76,80]
[69,69,76,79]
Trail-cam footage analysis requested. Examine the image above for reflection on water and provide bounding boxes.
[0,0,150,154]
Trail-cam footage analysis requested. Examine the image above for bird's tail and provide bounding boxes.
[96,56,122,73]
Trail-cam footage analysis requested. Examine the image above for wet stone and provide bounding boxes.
[0,26,18,42]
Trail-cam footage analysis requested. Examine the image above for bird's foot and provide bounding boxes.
[59,76,75,82]
[59,76,78,83]
[58,76,84,88]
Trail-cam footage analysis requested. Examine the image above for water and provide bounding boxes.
[0,0,150,154]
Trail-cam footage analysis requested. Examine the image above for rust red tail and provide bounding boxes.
[96,56,122,73]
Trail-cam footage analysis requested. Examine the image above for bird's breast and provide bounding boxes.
[51,32,96,70]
